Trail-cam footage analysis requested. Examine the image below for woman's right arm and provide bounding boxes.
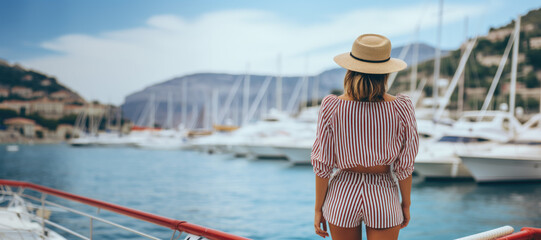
[394,95,419,228]
[398,175,412,228]
[314,175,330,238]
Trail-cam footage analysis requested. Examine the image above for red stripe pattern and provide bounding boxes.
[311,94,419,228]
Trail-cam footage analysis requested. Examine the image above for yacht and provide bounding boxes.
[458,114,541,182]
[414,111,522,179]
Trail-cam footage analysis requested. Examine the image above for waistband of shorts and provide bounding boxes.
[332,169,396,186]
[333,169,392,177]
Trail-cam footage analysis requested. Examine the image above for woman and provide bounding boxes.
[312,34,419,240]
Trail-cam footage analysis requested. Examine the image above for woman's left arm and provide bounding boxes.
[314,175,330,238]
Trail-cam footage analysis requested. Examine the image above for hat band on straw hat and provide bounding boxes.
[349,52,390,63]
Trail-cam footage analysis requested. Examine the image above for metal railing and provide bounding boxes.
[0,179,251,240]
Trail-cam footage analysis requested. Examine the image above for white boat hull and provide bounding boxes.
[229,145,249,157]
[245,145,287,159]
[273,146,312,165]
[414,161,472,179]
[459,154,541,182]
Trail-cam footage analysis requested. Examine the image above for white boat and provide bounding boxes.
[133,129,189,150]
[68,134,98,147]
[457,113,541,182]
[0,180,248,240]
[458,144,541,182]
[6,145,19,152]
[0,194,66,240]
[272,139,313,165]
[414,111,522,179]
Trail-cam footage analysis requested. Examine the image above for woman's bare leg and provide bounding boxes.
[328,223,362,240]
[366,225,400,240]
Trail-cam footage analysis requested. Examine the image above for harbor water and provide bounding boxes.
[1,144,540,239]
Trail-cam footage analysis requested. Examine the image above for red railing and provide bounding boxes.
[0,179,250,240]
[497,227,541,240]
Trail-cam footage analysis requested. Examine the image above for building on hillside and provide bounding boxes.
[41,79,52,86]
[486,28,513,42]
[50,90,80,102]
[0,100,31,115]
[22,75,33,81]
[0,88,9,97]
[56,124,75,140]
[530,36,541,50]
[63,105,85,116]
[84,104,108,116]
[10,86,33,98]
[3,117,38,138]
[502,82,526,93]
[32,91,46,98]
[30,98,65,119]
[476,53,525,67]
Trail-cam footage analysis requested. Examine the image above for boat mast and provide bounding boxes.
[434,38,476,121]
[433,0,443,113]
[116,106,122,135]
[149,93,155,128]
[286,77,305,113]
[242,64,250,126]
[387,42,411,88]
[276,54,282,111]
[410,26,420,95]
[212,89,219,126]
[166,91,173,129]
[457,16,468,116]
[204,92,211,130]
[510,15,520,117]
[312,75,319,106]
[244,76,273,123]
[479,21,517,117]
[181,80,188,129]
[302,57,309,110]
[218,76,243,125]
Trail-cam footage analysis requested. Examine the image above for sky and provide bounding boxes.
[0,0,540,105]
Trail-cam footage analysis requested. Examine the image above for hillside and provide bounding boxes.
[392,7,541,113]
[0,59,84,103]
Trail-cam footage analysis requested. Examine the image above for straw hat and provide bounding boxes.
[334,34,407,74]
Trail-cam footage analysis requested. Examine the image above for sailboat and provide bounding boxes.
[133,92,189,150]
[458,16,541,182]
[458,114,541,182]
[413,9,527,179]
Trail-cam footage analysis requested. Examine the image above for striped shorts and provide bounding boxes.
[322,170,403,229]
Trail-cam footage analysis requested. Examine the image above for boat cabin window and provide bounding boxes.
[437,136,490,143]
[502,118,510,131]
[419,133,432,138]
[462,115,495,123]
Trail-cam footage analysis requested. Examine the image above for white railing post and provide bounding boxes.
[40,192,47,237]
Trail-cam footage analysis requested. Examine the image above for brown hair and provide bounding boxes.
[343,70,389,102]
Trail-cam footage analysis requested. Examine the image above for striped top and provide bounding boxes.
[311,94,419,180]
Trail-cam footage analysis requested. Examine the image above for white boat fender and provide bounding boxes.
[456,226,515,240]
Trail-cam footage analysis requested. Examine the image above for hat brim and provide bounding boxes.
[333,52,407,74]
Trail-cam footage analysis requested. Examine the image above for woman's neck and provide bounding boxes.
[339,93,396,102]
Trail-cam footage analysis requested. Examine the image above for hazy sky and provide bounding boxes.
[1,0,539,104]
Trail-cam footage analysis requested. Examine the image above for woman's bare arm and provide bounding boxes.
[314,175,330,238]
[315,175,330,210]
[398,175,412,228]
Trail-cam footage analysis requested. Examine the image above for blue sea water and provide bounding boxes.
[0,143,540,240]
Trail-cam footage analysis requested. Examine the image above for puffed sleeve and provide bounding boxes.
[393,95,419,181]
[311,96,337,179]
